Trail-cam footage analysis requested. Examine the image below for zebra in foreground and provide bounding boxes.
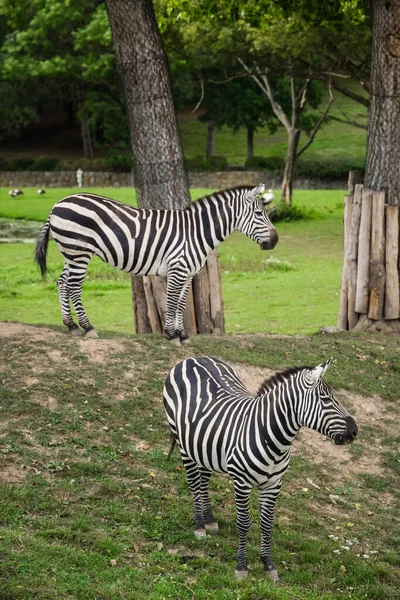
[35,185,278,341]
[163,356,358,580]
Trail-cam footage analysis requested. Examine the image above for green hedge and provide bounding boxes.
[185,155,228,172]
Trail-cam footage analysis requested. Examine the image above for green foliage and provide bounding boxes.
[185,155,228,171]
[55,158,107,172]
[29,155,60,171]
[269,201,320,222]
[245,156,285,172]
[297,159,366,180]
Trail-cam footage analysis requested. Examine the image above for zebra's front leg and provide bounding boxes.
[199,468,219,534]
[57,266,81,336]
[233,480,252,578]
[259,484,281,583]
[181,454,206,538]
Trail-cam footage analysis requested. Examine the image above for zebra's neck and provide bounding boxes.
[189,191,236,248]
[259,377,303,449]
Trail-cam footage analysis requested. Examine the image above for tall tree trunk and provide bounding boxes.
[105,0,189,210]
[365,0,400,205]
[338,1,400,333]
[105,0,224,336]
[281,128,301,205]
[246,126,254,160]
[206,120,215,159]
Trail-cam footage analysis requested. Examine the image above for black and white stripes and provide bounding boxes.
[35,185,278,339]
[163,356,358,579]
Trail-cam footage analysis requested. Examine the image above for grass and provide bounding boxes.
[0,187,346,335]
[0,325,399,599]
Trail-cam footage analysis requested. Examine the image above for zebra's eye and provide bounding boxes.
[255,209,264,216]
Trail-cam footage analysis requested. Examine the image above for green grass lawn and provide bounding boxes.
[0,326,399,600]
[0,188,345,335]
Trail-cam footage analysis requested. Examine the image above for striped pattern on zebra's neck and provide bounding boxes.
[257,371,304,448]
[188,190,236,247]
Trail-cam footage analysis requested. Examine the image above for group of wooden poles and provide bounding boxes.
[338,173,400,332]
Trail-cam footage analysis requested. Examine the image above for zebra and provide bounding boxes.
[163,356,358,580]
[34,185,278,341]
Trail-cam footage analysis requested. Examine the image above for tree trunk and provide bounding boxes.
[364,0,400,205]
[246,126,254,160]
[281,128,301,205]
[105,0,224,336]
[77,88,94,160]
[206,120,216,159]
[344,0,400,334]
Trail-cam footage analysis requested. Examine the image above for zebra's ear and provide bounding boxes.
[308,357,334,384]
[246,184,265,203]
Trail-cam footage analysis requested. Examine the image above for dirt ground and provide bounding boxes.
[0,321,395,485]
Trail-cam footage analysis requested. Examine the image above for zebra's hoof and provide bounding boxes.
[265,569,279,583]
[169,336,181,346]
[69,328,83,337]
[84,329,98,339]
[194,528,206,539]
[204,522,219,534]
[234,569,248,579]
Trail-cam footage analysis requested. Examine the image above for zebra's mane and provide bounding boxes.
[190,186,256,208]
[256,366,312,397]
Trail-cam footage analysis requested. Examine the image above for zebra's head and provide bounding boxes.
[300,358,358,445]
[237,184,279,250]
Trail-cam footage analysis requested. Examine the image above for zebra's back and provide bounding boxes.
[163,357,261,474]
[49,192,188,275]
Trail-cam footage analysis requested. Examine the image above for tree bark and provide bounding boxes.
[105,0,189,210]
[105,0,224,336]
[281,128,301,205]
[364,0,400,205]
[246,126,254,160]
[77,88,94,160]
[206,120,216,159]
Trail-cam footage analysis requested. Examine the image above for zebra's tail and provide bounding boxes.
[35,216,51,278]
[167,433,177,460]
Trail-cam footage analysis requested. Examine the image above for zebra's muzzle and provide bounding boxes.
[334,416,358,445]
[260,229,279,250]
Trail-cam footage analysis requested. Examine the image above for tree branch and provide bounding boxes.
[238,57,291,131]
[296,80,335,159]
[191,73,204,113]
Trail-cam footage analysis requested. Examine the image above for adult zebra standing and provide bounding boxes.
[35,185,278,341]
[163,356,358,580]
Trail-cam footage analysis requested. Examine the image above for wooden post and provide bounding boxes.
[337,194,353,329]
[192,267,213,333]
[131,275,152,333]
[346,184,363,329]
[355,189,373,313]
[368,191,386,320]
[384,205,400,319]
[348,170,363,193]
[206,250,224,333]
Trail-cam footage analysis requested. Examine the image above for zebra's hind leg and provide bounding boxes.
[66,257,97,337]
[259,484,281,583]
[57,265,82,336]
[181,453,206,538]
[233,479,252,578]
[175,276,193,344]
[165,269,192,344]
[199,468,219,534]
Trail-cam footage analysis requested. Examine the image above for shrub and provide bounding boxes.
[2,157,35,171]
[185,155,228,172]
[245,156,285,172]
[296,159,365,180]
[29,156,60,171]
[104,152,132,172]
[269,202,320,223]
[55,158,107,172]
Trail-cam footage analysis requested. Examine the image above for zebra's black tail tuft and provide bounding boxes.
[35,217,51,278]
[167,433,177,460]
